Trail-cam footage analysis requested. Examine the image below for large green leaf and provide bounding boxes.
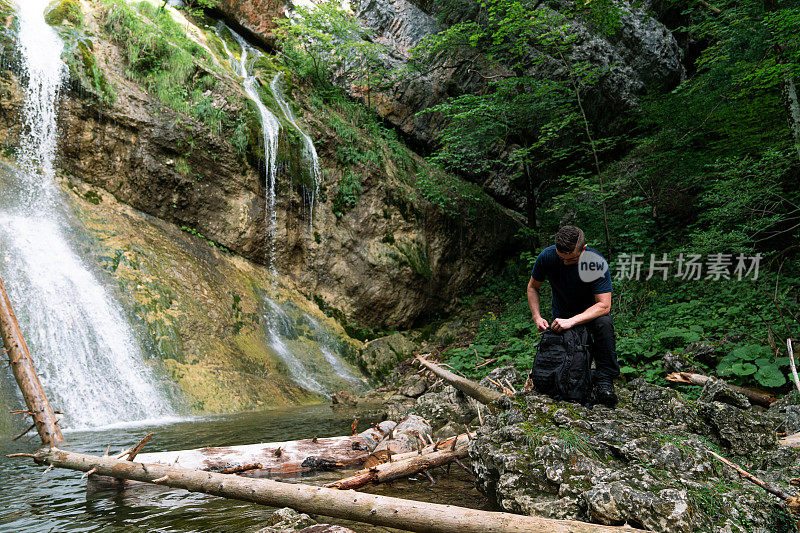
[754,365,786,388]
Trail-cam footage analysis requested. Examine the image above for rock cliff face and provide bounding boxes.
[215,0,285,48]
[0,2,520,331]
[220,0,685,213]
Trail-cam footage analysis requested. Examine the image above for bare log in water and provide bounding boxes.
[415,355,502,405]
[19,448,644,533]
[134,422,400,476]
[0,274,63,447]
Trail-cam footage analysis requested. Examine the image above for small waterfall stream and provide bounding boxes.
[270,72,321,230]
[0,0,173,429]
[215,24,363,397]
[217,23,282,277]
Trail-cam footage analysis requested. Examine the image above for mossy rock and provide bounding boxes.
[44,0,83,27]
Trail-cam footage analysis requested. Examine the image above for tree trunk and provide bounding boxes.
[25,448,644,533]
[416,355,502,405]
[783,71,800,163]
[133,422,398,476]
[0,274,63,447]
[136,436,369,475]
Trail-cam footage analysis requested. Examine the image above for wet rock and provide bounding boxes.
[697,378,751,410]
[358,333,417,379]
[629,378,699,429]
[399,373,427,398]
[215,0,285,47]
[584,483,691,531]
[433,421,462,440]
[685,341,719,366]
[371,414,432,455]
[331,390,358,406]
[384,394,416,421]
[782,405,800,434]
[257,508,317,532]
[411,385,477,431]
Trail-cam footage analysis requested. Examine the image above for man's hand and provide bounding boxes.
[551,317,575,332]
[533,315,549,332]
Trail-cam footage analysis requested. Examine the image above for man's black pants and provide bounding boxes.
[585,315,619,383]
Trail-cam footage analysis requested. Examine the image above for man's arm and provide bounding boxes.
[550,292,611,332]
[527,277,549,332]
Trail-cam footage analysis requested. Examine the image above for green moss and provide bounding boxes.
[392,239,432,278]
[44,0,83,27]
[83,190,101,205]
[62,35,117,105]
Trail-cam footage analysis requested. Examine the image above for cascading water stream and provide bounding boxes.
[215,25,364,396]
[216,23,282,278]
[0,0,173,429]
[270,72,321,231]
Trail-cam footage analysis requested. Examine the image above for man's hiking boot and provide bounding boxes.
[595,381,618,407]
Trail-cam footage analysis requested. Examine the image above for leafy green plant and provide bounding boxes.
[331,171,362,217]
[717,344,786,388]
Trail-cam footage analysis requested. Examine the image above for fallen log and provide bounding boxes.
[134,423,395,477]
[416,355,501,405]
[138,428,390,476]
[665,372,776,407]
[18,447,644,533]
[327,440,468,490]
[0,274,63,447]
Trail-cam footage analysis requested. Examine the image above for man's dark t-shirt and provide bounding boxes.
[531,245,612,319]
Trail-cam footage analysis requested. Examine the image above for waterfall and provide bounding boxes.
[270,72,320,231]
[263,298,365,398]
[214,25,365,397]
[15,0,65,207]
[0,0,173,429]
[216,23,282,277]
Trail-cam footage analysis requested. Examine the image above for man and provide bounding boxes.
[526,225,619,406]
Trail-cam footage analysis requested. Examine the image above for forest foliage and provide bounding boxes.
[429,0,800,391]
[275,0,800,391]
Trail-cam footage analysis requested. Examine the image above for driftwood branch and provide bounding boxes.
[416,355,501,405]
[707,449,800,515]
[0,274,63,447]
[665,372,776,407]
[328,434,471,490]
[127,433,153,461]
[16,448,644,533]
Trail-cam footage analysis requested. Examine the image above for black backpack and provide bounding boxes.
[529,326,594,406]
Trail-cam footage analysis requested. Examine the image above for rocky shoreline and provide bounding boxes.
[333,346,800,532]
